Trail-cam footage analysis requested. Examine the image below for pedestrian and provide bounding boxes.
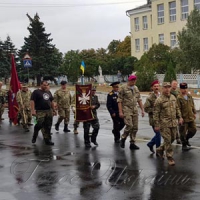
[71,94,79,134]
[170,80,182,144]
[154,82,183,166]
[31,80,55,145]
[16,83,32,132]
[0,81,7,121]
[106,81,125,143]
[144,80,161,153]
[83,87,100,148]
[177,83,197,151]
[118,75,145,150]
[54,81,72,133]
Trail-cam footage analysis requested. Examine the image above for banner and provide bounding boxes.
[8,54,21,125]
[75,84,94,122]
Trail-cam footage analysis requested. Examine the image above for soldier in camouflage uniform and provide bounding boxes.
[177,83,197,151]
[118,75,144,150]
[144,80,161,153]
[54,81,72,133]
[71,93,79,134]
[170,80,181,144]
[153,82,183,166]
[31,80,55,145]
[83,87,100,148]
[0,82,7,121]
[16,83,32,132]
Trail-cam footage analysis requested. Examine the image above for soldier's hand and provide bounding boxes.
[179,118,184,125]
[154,126,160,131]
[91,106,95,109]
[194,114,196,119]
[53,110,57,116]
[31,110,36,116]
[111,113,116,117]
[119,112,124,118]
[141,111,145,117]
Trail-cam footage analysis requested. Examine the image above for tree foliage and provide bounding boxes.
[163,60,177,82]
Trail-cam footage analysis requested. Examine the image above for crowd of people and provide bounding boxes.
[0,77,197,166]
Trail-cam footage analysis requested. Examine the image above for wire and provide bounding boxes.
[0,1,145,8]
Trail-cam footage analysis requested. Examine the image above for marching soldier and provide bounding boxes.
[144,80,161,153]
[83,87,100,148]
[54,81,72,133]
[0,82,7,121]
[177,83,197,151]
[71,94,79,134]
[118,75,145,150]
[170,80,182,144]
[154,82,183,166]
[16,83,32,132]
[106,81,125,143]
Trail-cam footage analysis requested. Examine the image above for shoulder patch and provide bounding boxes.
[109,92,113,95]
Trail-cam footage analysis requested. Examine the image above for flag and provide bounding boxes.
[80,61,86,75]
[75,84,94,122]
[8,54,21,125]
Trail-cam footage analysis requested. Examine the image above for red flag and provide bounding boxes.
[75,84,94,122]
[8,54,21,125]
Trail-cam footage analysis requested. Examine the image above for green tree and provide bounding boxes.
[107,39,120,56]
[116,36,131,57]
[163,60,177,82]
[19,13,62,85]
[178,9,200,72]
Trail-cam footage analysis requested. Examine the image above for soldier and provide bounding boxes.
[0,82,7,121]
[54,81,72,133]
[170,80,182,144]
[83,87,100,148]
[144,80,161,153]
[16,83,32,132]
[177,83,197,151]
[31,80,55,145]
[71,94,79,134]
[154,82,183,166]
[118,75,145,150]
[106,81,125,143]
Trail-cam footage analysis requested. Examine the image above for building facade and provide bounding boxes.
[126,0,200,59]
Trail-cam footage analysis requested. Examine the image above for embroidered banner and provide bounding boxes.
[75,84,94,122]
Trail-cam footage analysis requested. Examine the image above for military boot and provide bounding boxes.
[44,138,54,145]
[130,143,140,150]
[91,132,98,146]
[55,122,60,131]
[182,144,190,151]
[23,124,29,132]
[63,124,70,132]
[32,132,38,143]
[120,138,126,148]
[73,124,78,134]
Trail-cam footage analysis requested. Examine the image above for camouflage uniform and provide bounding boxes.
[71,94,79,134]
[16,89,32,129]
[0,89,6,120]
[153,94,182,158]
[144,92,161,148]
[83,94,100,146]
[54,88,72,132]
[117,84,141,143]
[177,94,196,146]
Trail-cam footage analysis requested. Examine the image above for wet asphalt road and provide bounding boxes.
[0,105,200,200]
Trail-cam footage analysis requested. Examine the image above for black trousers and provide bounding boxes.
[112,114,125,141]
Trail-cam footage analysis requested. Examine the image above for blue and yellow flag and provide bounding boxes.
[80,61,86,75]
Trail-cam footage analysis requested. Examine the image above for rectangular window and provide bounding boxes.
[159,34,164,44]
[134,17,139,31]
[194,0,200,10]
[181,0,189,20]
[158,4,164,24]
[169,1,176,22]
[170,32,176,47]
[135,39,140,51]
[143,38,148,51]
[143,16,148,29]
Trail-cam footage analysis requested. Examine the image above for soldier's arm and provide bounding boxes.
[191,97,197,115]
[144,98,153,114]
[94,96,100,109]
[153,99,161,129]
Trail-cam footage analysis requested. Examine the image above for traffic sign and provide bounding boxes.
[23,53,32,60]
[23,60,32,68]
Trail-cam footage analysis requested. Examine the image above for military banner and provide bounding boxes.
[75,84,94,122]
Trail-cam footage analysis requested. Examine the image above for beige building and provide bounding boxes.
[126,0,200,59]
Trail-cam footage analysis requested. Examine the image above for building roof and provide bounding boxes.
[126,2,151,16]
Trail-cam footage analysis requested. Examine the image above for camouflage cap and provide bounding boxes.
[162,82,171,87]
[21,83,28,87]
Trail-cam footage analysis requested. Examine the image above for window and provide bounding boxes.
[170,32,176,48]
[159,34,164,44]
[169,1,176,22]
[143,38,148,51]
[134,17,139,31]
[143,16,148,29]
[135,39,140,51]
[194,0,200,10]
[181,0,189,20]
[158,4,164,24]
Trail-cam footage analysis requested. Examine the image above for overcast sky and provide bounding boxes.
[0,0,146,53]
